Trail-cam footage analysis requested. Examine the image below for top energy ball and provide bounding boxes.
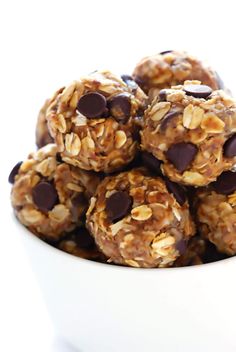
[46,71,147,173]
[133,50,222,100]
[141,81,236,186]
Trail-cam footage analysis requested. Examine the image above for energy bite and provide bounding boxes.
[86,168,195,268]
[46,70,147,173]
[141,81,236,186]
[57,227,106,262]
[36,99,53,148]
[133,50,221,100]
[196,171,236,255]
[10,144,100,241]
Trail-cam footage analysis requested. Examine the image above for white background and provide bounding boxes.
[1,0,235,351]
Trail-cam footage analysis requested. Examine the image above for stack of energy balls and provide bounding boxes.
[9,51,236,268]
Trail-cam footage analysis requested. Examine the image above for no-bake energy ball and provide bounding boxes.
[133,50,221,100]
[141,81,236,186]
[46,71,147,173]
[196,171,236,255]
[10,144,100,241]
[35,99,53,148]
[86,168,195,268]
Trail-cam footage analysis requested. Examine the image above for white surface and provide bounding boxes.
[12,217,236,352]
[0,0,236,351]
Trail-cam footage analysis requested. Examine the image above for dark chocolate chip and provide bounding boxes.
[223,134,236,157]
[160,110,181,132]
[32,181,58,211]
[159,89,167,102]
[166,142,198,173]
[106,191,133,222]
[176,240,187,255]
[108,93,131,122]
[159,50,173,55]
[77,92,107,118]
[183,84,212,99]
[212,171,236,195]
[121,74,138,91]
[165,179,187,205]
[141,152,162,175]
[8,161,23,184]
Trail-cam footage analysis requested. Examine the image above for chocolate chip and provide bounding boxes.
[223,134,236,157]
[142,152,162,175]
[77,92,107,118]
[8,161,23,184]
[212,171,236,195]
[165,179,186,205]
[160,110,181,132]
[121,74,138,91]
[166,142,198,173]
[183,84,212,99]
[106,191,133,222]
[32,181,58,211]
[159,89,167,102]
[176,240,187,255]
[159,50,173,55]
[108,93,131,122]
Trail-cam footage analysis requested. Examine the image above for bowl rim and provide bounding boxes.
[13,213,236,273]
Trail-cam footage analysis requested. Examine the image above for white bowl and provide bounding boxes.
[14,215,236,352]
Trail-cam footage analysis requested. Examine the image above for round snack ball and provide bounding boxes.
[35,99,53,148]
[133,50,222,100]
[196,171,236,255]
[46,70,147,173]
[57,227,107,262]
[141,81,236,186]
[10,144,100,241]
[86,168,195,268]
